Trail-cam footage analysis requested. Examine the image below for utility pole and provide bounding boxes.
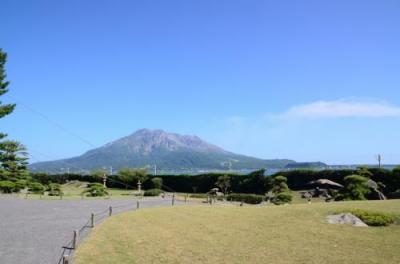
[376,154,382,168]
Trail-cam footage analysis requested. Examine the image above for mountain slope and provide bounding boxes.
[29,129,294,173]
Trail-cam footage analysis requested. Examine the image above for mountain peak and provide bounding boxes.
[108,129,226,155]
[29,129,296,173]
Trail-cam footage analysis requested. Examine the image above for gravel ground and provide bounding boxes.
[0,195,184,264]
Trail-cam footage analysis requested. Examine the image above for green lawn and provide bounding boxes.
[75,200,400,264]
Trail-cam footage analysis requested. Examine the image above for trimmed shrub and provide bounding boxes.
[388,190,400,199]
[189,193,208,199]
[339,209,396,226]
[47,183,63,196]
[83,183,108,197]
[0,181,16,193]
[272,192,293,205]
[337,175,370,201]
[143,188,163,196]
[272,176,289,194]
[151,177,163,189]
[226,193,264,204]
[14,180,28,192]
[28,182,45,194]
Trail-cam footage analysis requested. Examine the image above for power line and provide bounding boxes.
[28,148,89,173]
[12,99,96,148]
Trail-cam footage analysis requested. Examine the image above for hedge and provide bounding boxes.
[143,188,163,196]
[226,193,264,204]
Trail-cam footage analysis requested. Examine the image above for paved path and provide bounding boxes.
[0,195,184,264]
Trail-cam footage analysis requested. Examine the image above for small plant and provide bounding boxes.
[0,180,16,193]
[28,182,45,194]
[82,183,108,197]
[143,188,163,196]
[226,193,264,204]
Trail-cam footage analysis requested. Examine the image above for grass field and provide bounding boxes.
[17,182,203,201]
[75,200,400,264]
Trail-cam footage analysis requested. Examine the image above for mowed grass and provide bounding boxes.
[75,200,400,264]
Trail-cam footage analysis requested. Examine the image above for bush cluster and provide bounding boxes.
[83,183,108,197]
[339,209,396,226]
[271,176,293,205]
[388,190,400,199]
[0,181,16,193]
[226,193,264,204]
[143,188,163,196]
[272,192,293,205]
[28,182,45,194]
[189,193,208,199]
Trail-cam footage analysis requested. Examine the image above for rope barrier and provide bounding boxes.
[55,192,187,263]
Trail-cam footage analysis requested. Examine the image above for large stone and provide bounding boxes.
[326,213,368,227]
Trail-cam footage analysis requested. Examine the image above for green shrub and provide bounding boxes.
[0,181,16,193]
[338,209,396,226]
[83,183,108,197]
[28,182,45,194]
[272,192,293,205]
[14,180,27,192]
[189,193,208,199]
[388,190,400,199]
[143,188,163,196]
[272,176,289,194]
[338,175,370,201]
[47,183,63,196]
[151,177,163,189]
[226,193,264,204]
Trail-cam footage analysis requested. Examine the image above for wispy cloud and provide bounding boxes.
[276,99,400,119]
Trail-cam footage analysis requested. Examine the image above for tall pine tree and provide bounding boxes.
[0,49,28,182]
[0,49,15,123]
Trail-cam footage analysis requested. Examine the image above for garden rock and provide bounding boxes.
[326,213,368,227]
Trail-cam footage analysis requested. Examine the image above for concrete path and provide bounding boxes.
[0,195,184,264]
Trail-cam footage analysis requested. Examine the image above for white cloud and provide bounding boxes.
[277,99,400,119]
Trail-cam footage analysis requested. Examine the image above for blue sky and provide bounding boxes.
[1,0,400,165]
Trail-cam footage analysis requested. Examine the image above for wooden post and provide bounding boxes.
[109,206,112,216]
[72,230,78,249]
[136,200,140,209]
[91,213,95,228]
[172,193,175,206]
[62,255,70,264]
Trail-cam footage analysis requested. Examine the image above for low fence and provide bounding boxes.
[56,194,196,264]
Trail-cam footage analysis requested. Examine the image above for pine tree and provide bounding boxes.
[0,49,28,182]
[0,49,15,121]
[0,140,29,180]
